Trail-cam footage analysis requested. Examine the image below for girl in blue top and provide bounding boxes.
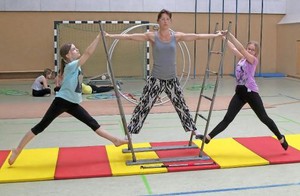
[196,31,288,151]
[8,33,128,165]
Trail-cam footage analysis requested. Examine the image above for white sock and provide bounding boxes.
[193,130,201,135]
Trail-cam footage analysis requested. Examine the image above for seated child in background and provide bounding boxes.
[31,68,53,97]
[81,83,114,94]
[54,71,114,94]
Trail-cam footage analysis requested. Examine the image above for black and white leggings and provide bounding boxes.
[127,76,196,134]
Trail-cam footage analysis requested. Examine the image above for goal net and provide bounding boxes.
[54,20,149,80]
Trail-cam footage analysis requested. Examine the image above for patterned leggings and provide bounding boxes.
[128,76,196,134]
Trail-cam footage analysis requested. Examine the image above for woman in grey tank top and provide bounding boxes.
[105,9,222,137]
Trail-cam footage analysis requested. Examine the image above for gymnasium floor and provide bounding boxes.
[0,76,300,195]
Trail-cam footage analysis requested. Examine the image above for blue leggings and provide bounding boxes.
[31,97,100,135]
[128,76,196,134]
[208,85,283,140]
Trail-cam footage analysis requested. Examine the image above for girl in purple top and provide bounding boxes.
[197,31,288,150]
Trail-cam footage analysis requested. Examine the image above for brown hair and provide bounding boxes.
[59,43,72,75]
[247,41,260,57]
[157,9,172,22]
[43,68,52,77]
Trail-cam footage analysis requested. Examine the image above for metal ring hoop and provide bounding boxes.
[107,23,191,105]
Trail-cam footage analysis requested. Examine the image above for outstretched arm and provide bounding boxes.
[105,32,153,42]
[176,32,222,42]
[226,32,256,64]
[79,33,102,67]
[225,38,243,60]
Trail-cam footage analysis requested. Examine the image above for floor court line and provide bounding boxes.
[273,114,300,125]
[141,175,153,195]
[144,181,300,196]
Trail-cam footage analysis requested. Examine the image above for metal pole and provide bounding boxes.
[193,0,198,78]
[259,0,264,75]
[235,0,238,39]
[208,0,211,34]
[207,0,212,75]
[233,0,238,75]
[248,0,251,42]
[98,22,136,162]
[221,0,225,77]
[222,0,225,30]
[140,162,214,169]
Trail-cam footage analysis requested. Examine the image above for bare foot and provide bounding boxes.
[8,149,20,165]
[124,133,132,141]
[113,138,129,147]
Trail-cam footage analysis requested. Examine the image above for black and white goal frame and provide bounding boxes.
[53,20,150,76]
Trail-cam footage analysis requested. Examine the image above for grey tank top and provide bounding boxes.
[151,31,177,80]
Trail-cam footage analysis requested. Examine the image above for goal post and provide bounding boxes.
[53,20,150,79]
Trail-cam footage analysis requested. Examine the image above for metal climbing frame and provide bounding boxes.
[99,21,202,166]
[100,20,230,166]
[188,22,232,157]
[99,21,200,166]
[123,23,231,166]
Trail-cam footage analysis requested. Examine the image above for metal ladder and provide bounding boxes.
[121,22,231,166]
[189,22,232,157]
[122,23,231,165]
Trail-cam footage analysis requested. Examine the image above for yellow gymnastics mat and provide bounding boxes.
[1,134,300,184]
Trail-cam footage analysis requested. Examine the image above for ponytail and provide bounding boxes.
[60,59,67,75]
[59,43,72,75]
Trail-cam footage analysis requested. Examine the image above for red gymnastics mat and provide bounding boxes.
[234,136,300,164]
[1,134,300,183]
[55,146,112,179]
[150,141,219,172]
[0,151,10,168]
